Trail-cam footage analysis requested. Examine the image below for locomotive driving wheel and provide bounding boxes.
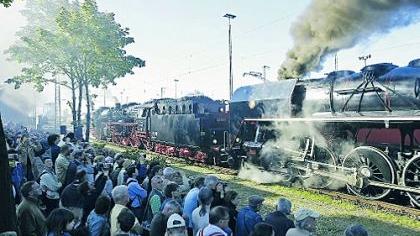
[402,155,420,208]
[296,145,337,189]
[342,146,396,200]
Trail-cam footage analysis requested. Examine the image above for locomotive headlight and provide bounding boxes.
[235,138,241,143]
[212,139,218,144]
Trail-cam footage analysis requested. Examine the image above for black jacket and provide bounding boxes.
[265,211,294,236]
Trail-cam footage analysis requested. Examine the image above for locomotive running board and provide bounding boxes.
[245,116,420,123]
[368,181,420,195]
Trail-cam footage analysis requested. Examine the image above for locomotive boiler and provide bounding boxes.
[230,59,420,207]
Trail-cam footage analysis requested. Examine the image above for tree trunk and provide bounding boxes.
[84,82,91,142]
[71,77,77,133]
[77,79,83,128]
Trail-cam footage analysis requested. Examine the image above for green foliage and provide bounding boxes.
[6,0,145,134]
[1,0,13,7]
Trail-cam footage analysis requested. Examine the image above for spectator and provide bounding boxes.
[17,134,40,180]
[265,198,294,236]
[198,206,230,236]
[250,222,275,236]
[222,190,239,235]
[172,170,190,194]
[16,181,47,236]
[144,165,163,193]
[117,159,133,186]
[183,176,205,233]
[87,196,111,236]
[204,175,224,208]
[95,163,114,198]
[64,151,83,187]
[126,165,148,222]
[47,134,61,165]
[79,153,95,185]
[110,185,141,235]
[236,195,264,236]
[161,182,181,210]
[150,200,182,236]
[135,153,148,184]
[46,208,75,236]
[192,187,213,236]
[344,224,369,236]
[286,208,319,236]
[144,175,165,224]
[115,208,137,236]
[162,167,176,185]
[55,145,72,185]
[40,158,62,216]
[110,159,125,187]
[165,213,188,236]
[60,170,88,223]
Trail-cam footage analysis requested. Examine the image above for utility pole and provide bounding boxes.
[103,88,106,107]
[358,54,371,67]
[174,79,179,99]
[334,53,338,71]
[223,13,236,101]
[262,65,270,82]
[160,87,166,98]
[120,89,125,104]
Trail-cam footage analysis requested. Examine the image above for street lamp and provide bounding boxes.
[223,13,236,101]
[174,79,179,99]
[359,54,371,67]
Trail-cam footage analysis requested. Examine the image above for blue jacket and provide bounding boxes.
[127,178,147,208]
[87,210,109,236]
[236,206,262,236]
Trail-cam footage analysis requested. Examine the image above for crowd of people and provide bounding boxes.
[3,124,370,236]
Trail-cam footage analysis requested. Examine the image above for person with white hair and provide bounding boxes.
[265,198,294,236]
[286,208,319,236]
[109,185,141,235]
[344,224,369,236]
[162,167,176,186]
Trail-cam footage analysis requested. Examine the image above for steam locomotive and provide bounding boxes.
[93,58,420,207]
[93,96,230,165]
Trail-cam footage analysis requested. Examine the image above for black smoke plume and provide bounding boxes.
[279,0,420,79]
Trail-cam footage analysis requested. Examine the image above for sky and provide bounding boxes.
[1,0,420,117]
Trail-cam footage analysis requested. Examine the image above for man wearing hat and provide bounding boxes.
[285,208,319,236]
[236,195,264,236]
[165,213,188,236]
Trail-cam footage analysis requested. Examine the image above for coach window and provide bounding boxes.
[189,104,192,113]
[182,104,186,113]
[168,106,172,114]
[175,105,179,114]
[162,106,166,114]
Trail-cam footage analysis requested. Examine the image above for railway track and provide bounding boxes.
[97,141,420,220]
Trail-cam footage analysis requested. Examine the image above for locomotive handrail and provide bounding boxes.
[244,116,420,122]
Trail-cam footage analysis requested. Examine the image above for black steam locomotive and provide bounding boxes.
[93,59,420,207]
[93,96,230,165]
[230,59,420,207]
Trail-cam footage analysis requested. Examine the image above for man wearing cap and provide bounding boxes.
[165,213,188,236]
[285,208,319,236]
[236,195,264,236]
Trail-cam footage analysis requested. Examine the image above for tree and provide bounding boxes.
[6,0,145,140]
[1,0,13,7]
